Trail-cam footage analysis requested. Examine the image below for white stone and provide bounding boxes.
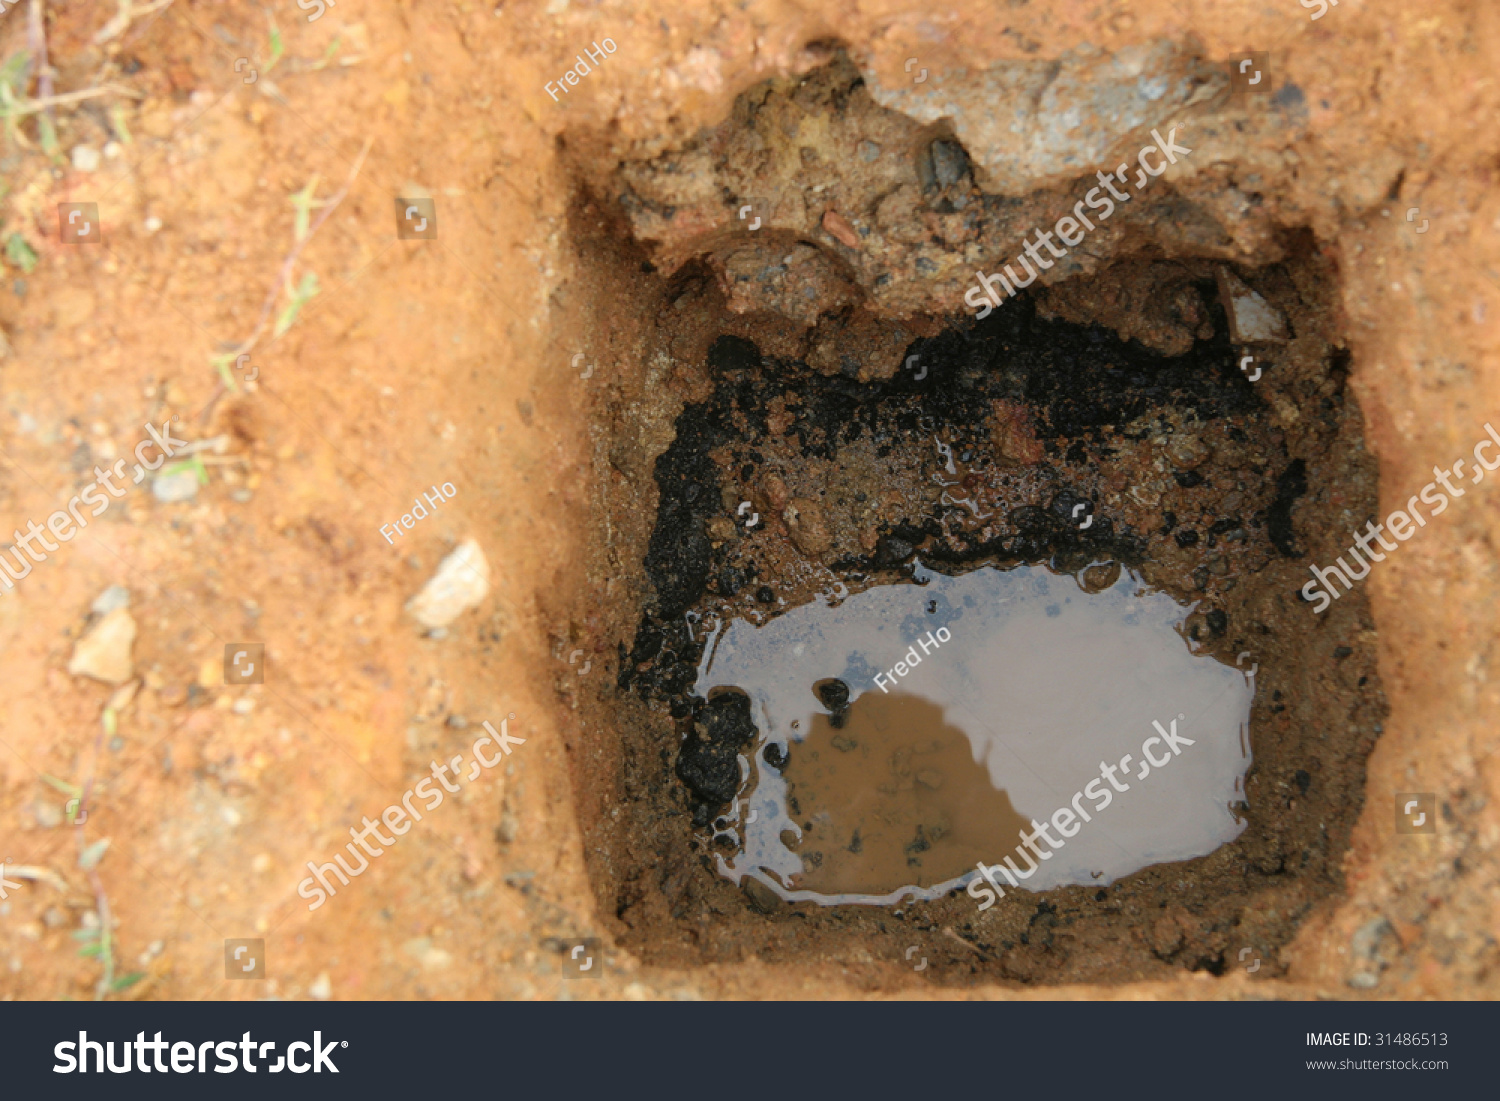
[403,937,453,969]
[91,585,130,616]
[70,145,102,173]
[1216,268,1289,344]
[152,468,200,502]
[68,606,136,685]
[308,972,332,999]
[405,538,490,628]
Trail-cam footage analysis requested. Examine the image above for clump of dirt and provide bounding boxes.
[561,56,1385,984]
[600,52,1284,320]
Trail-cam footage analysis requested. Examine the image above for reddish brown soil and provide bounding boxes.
[1,0,1497,1002]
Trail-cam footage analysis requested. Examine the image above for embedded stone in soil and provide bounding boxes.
[693,562,1253,905]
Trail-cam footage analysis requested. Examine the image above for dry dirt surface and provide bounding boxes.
[0,0,1497,1003]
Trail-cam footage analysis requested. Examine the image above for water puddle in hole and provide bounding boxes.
[694,563,1253,906]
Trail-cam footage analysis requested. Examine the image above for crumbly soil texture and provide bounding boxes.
[570,60,1387,986]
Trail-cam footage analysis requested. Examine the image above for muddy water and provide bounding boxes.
[694,563,1254,905]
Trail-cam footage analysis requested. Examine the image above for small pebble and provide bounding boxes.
[1216,268,1289,343]
[68,606,136,684]
[33,799,63,829]
[91,585,130,616]
[445,713,468,730]
[153,468,200,503]
[1168,433,1210,469]
[107,679,139,713]
[309,972,333,999]
[230,488,253,503]
[103,141,123,160]
[232,697,255,715]
[70,145,102,173]
[742,876,784,914]
[497,814,518,843]
[403,937,453,969]
[143,215,163,234]
[405,539,490,629]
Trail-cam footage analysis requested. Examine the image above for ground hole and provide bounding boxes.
[557,54,1384,986]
